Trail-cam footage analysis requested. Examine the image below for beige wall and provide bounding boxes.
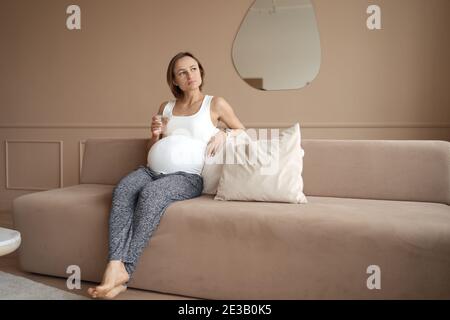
[1,0,449,210]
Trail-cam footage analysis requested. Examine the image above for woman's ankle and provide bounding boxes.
[108,259,124,265]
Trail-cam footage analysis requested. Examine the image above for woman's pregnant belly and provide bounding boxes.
[147,135,207,175]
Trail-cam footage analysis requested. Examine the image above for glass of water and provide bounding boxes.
[155,114,170,136]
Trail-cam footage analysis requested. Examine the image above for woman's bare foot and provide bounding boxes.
[104,285,127,299]
[87,260,129,298]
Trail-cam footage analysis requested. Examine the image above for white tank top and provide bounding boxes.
[147,95,220,175]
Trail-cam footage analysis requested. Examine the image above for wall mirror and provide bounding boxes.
[232,0,321,91]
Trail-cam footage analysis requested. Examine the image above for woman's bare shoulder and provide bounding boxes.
[211,96,234,112]
[157,101,169,115]
[211,96,229,109]
[211,96,227,104]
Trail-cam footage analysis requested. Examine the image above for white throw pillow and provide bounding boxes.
[201,130,252,194]
[201,152,223,194]
[214,123,307,204]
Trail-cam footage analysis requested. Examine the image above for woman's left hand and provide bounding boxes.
[206,130,227,157]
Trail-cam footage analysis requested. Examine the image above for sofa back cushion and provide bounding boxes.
[80,138,148,185]
[81,138,450,205]
[302,140,450,205]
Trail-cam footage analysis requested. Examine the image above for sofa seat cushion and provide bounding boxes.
[150,195,450,299]
[13,184,450,299]
[13,184,114,279]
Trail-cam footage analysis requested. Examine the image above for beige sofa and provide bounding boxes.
[13,138,450,299]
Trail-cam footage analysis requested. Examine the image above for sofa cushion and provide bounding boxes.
[302,140,450,205]
[214,123,307,203]
[201,138,232,195]
[13,184,114,280]
[80,139,450,204]
[80,138,148,185]
[13,184,450,299]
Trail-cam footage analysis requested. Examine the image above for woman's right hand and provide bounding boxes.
[150,115,163,139]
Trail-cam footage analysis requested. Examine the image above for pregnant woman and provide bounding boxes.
[88,52,245,299]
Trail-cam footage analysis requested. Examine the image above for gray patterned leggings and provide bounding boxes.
[108,165,203,279]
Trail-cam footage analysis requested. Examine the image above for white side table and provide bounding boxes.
[0,227,21,256]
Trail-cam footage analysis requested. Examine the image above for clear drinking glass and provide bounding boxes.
[155,114,170,136]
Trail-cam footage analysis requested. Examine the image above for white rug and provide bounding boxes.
[0,271,89,300]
